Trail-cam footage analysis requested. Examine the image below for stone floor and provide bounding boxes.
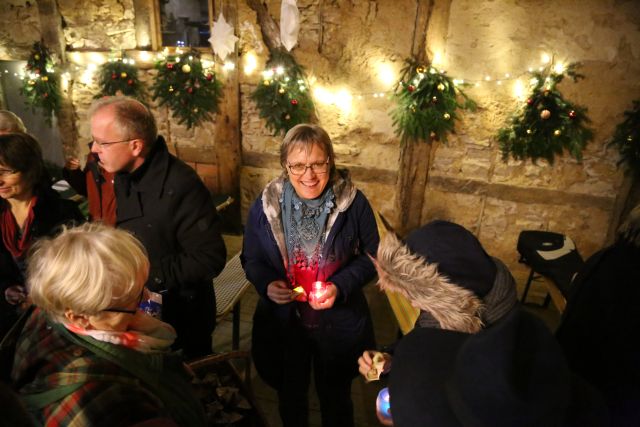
[213,234,562,427]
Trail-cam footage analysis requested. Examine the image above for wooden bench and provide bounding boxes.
[214,253,251,350]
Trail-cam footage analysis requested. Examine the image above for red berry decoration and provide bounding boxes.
[167,63,174,70]
[206,74,213,81]
[526,98,534,105]
[127,79,134,85]
[187,87,193,94]
[407,84,416,92]
[111,73,117,80]
[291,99,299,106]
[568,110,577,119]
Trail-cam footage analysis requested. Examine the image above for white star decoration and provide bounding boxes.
[209,13,238,61]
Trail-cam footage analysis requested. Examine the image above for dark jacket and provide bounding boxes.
[114,136,226,354]
[1,186,83,338]
[241,170,378,339]
[556,241,640,425]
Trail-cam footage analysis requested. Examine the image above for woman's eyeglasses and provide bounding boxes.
[287,158,330,175]
[103,289,145,315]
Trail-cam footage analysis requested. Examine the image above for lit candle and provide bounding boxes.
[312,281,327,301]
[376,387,392,421]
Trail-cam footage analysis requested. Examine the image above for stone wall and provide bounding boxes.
[237,0,640,288]
[0,0,638,290]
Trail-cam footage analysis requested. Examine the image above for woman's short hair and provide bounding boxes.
[280,124,336,175]
[88,96,158,146]
[0,110,26,133]
[0,133,44,191]
[27,223,149,323]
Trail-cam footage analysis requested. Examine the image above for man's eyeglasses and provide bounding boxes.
[103,288,145,315]
[287,158,330,175]
[0,168,17,178]
[89,138,136,149]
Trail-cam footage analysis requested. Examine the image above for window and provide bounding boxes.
[152,0,213,48]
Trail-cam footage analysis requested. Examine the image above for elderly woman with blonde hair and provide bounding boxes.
[10,223,206,426]
[0,110,26,134]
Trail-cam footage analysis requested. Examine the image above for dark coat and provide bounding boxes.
[114,136,226,356]
[241,174,379,328]
[1,186,83,337]
[556,241,640,425]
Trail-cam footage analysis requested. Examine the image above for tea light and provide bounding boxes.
[312,281,327,300]
[376,387,392,420]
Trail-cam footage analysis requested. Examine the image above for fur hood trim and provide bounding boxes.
[374,232,484,333]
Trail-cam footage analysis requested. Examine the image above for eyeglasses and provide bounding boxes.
[89,138,136,149]
[287,158,330,175]
[0,168,17,178]
[103,288,145,315]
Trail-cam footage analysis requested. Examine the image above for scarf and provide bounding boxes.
[415,258,517,329]
[281,180,335,292]
[0,196,37,260]
[63,312,176,353]
[52,320,206,426]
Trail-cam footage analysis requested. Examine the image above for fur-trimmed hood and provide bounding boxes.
[261,169,357,266]
[374,230,517,334]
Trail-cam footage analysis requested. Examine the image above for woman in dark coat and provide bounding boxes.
[0,133,83,340]
[241,124,379,427]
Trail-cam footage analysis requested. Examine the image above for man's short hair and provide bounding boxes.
[27,223,149,324]
[88,96,158,147]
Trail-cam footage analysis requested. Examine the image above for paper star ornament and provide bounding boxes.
[209,13,238,61]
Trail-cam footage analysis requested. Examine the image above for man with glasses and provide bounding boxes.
[87,96,226,358]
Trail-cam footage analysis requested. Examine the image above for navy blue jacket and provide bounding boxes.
[241,173,379,336]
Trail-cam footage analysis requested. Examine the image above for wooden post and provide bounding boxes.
[214,0,242,231]
[395,0,435,235]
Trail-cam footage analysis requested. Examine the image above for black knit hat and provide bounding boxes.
[405,220,496,297]
[388,308,607,427]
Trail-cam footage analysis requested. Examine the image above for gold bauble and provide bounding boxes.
[120,72,127,78]
[627,136,633,142]
[416,66,426,74]
[181,64,191,73]
[168,86,174,92]
[34,54,40,60]
[41,76,48,82]
[526,129,532,135]
[278,87,286,94]
[263,80,271,86]
[443,112,451,120]
[540,109,551,120]
[437,83,445,91]
[554,129,561,136]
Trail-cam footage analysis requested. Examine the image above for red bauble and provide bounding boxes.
[407,85,416,92]
[526,98,534,105]
[127,79,134,85]
[569,110,577,119]
[111,73,117,80]
[187,87,193,94]
[206,74,213,81]
[167,63,175,70]
[291,99,299,106]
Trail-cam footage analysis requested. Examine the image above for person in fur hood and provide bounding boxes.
[359,220,608,427]
[241,124,379,427]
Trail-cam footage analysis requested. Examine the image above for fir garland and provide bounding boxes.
[251,49,315,135]
[20,42,62,124]
[95,54,145,100]
[151,50,223,129]
[391,58,476,144]
[609,100,640,175]
[498,63,593,164]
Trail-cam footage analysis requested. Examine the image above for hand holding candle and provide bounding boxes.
[309,281,337,310]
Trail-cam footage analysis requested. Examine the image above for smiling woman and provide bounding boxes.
[0,133,83,340]
[242,123,380,427]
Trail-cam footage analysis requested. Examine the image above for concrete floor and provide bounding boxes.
[213,233,562,427]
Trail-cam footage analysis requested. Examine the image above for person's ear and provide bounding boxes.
[64,309,91,329]
[130,138,145,157]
